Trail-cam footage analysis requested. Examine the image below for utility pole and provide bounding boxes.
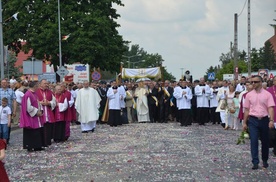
[0,0,4,80]
[58,0,62,67]
[5,46,9,79]
[230,41,233,59]
[247,0,251,76]
[234,13,238,80]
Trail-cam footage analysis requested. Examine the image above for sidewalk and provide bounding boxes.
[6,122,276,181]
[10,122,20,131]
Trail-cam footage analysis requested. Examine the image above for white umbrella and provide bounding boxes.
[136,77,151,82]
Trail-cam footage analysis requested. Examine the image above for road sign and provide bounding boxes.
[258,69,268,78]
[38,73,56,83]
[91,71,101,81]
[56,66,69,78]
[208,72,215,80]
[223,74,234,81]
[23,60,43,74]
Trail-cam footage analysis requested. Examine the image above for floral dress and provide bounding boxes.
[227,92,235,112]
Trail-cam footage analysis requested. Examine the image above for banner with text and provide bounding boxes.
[64,64,90,83]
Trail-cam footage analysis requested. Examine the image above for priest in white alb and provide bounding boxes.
[75,80,101,133]
[134,81,150,123]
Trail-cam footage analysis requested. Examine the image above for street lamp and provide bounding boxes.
[122,54,141,68]
[132,60,146,68]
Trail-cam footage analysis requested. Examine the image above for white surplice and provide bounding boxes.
[173,86,192,110]
[195,84,211,108]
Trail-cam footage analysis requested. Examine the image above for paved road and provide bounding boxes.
[5,122,276,181]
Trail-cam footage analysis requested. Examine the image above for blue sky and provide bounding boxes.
[114,0,276,80]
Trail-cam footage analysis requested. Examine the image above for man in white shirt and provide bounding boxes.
[236,76,247,92]
[9,75,17,85]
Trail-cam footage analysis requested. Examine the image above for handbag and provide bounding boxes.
[229,107,236,114]
[220,100,226,110]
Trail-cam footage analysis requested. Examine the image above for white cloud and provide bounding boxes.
[117,0,206,23]
[115,0,276,80]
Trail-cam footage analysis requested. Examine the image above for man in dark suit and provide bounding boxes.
[191,80,199,123]
[147,81,159,123]
[170,81,178,122]
[97,81,107,123]
[162,80,174,123]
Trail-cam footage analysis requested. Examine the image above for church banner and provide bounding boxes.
[122,67,161,79]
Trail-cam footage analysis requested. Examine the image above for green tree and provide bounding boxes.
[205,66,215,76]
[121,44,144,68]
[215,60,247,80]
[238,50,247,61]
[4,51,22,79]
[219,49,245,67]
[205,65,221,81]
[250,48,263,72]
[219,52,232,66]
[3,0,127,72]
[122,44,175,81]
[208,12,276,80]
[260,41,276,70]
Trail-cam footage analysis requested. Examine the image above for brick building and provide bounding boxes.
[267,26,276,54]
[15,42,48,80]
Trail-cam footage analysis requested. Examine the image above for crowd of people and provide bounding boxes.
[0,74,275,173]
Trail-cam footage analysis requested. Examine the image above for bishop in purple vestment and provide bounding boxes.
[20,82,44,152]
[36,79,56,147]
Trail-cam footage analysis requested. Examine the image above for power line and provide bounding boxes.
[238,0,247,17]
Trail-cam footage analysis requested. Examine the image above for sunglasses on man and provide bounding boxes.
[250,81,261,84]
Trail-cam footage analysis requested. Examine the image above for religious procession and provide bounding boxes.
[1,64,276,179]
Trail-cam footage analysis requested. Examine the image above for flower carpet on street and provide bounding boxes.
[5,123,276,181]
